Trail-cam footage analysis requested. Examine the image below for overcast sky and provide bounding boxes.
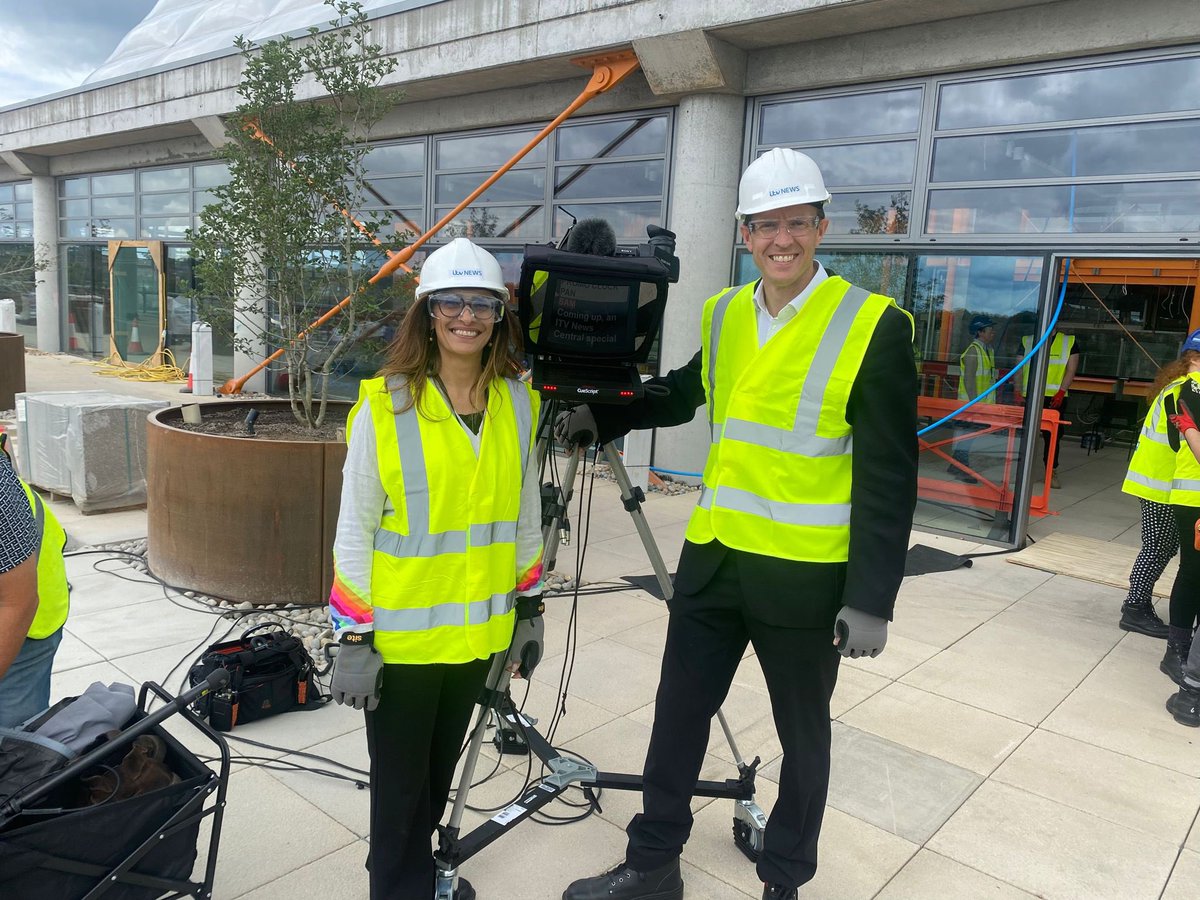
[0,0,157,107]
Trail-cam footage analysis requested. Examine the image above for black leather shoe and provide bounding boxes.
[1167,683,1200,727]
[1161,639,1192,686]
[763,884,799,900]
[1120,603,1169,639]
[563,859,683,900]
[455,877,475,900]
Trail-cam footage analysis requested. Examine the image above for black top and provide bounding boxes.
[590,302,918,623]
[0,454,37,574]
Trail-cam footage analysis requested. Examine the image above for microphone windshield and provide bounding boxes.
[564,218,617,256]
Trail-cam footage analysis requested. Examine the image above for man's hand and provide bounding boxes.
[330,632,383,711]
[1049,389,1066,410]
[833,606,888,658]
[506,595,545,679]
[553,406,598,447]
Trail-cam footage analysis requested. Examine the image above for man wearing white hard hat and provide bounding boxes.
[560,150,917,900]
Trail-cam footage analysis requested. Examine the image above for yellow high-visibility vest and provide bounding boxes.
[355,375,538,664]
[1168,373,1200,508]
[957,340,997,404]
[19,480,70,639]
[685,276,912,562]
[1123,378,1185,504]
[1021,333,1075,397]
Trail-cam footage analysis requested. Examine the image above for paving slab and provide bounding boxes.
[840,682,1031,776]
[928,780,1178,900]
[1162,849,1200,900]
[876,849,1039,899]
[235,840,369,900]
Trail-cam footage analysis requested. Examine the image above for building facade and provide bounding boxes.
[3,0,1199,545]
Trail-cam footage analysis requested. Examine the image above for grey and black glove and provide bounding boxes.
[833,606,888,659]
[553,406,597,447]
[330,631,384,710]
[506,595,545,679]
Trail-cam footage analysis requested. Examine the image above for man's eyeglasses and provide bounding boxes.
[745,216,823,239]
[428,293,505,323]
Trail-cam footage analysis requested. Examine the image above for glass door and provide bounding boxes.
[108,240,165,364]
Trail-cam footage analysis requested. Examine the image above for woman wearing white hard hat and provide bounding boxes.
[327,237,545,899]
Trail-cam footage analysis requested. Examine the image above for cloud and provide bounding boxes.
[0,0,156,106]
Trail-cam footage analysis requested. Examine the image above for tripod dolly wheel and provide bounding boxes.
[732,798,767,862]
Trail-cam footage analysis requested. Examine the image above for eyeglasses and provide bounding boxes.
[745,216,823,239]
[428,293,505,323]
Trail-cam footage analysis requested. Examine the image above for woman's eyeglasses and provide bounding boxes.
[428,293,505,323]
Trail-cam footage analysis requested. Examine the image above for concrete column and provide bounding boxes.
[653,92,744,477]
[31,174,60,352]
[233,270,268,393]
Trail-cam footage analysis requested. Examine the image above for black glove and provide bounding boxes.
[506,595,545,679]
[834,606,888,659]
[330,632,383,711]
[553,406,597,447]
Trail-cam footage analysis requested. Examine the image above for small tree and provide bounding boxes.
[190,0,405,426]
[0,244,48,318]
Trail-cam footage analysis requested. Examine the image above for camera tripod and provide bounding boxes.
[432,399,767,899]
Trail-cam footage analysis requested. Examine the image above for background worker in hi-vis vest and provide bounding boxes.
[327,239,545,900]
[949,315,998,484]
[0,444,69,728]
[1019,329,1081,489]
[557,149,918,900]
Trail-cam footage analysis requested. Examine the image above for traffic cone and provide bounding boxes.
[179,355,193,393]
[128,317,143,354]
[68,310,81,351]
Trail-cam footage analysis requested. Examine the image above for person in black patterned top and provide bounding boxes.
[0,450,39,692]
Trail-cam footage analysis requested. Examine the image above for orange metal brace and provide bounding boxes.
[219,50,641,394]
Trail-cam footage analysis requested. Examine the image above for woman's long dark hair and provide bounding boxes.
[1152,350,1200,398]
[377,294,523,416]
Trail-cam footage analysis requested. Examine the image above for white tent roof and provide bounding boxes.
[84,0,424,85]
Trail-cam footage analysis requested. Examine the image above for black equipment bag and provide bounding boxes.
[188,624,322,731]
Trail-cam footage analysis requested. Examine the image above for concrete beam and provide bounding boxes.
[0,151,49,176]
[192,115,230,148]
[633,30,746,96]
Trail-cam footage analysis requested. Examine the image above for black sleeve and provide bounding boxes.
[0,455,37,574]
[589,349,706,444]
[843,306,919,620]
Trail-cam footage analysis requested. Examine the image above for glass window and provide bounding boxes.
[0,243,38,347]
[434,169,544,204]
[364,142,424,176]
[62,243,112,358]
[0,224,13,240]
[435,206,544,240]
[0,203,13,221]
[91,218,135,239]
[140,192,190,215]
[91,173,135,195]
[554,160,664,199]
[362,175,423,208]
[932,119,1200,183]
[825,191,911,236]
[140,167,190,191]
[194,189,220,211]
[60,220,91,239]
[759,88,923,144]
[92,196,135,217]
[60,177,89,198]
[193,163,231,189]
[14,202,31,220]
[553,202,663,240]
[800,142,917,188]
[13,183,31,201]
[15,224,31,239]
[0,185,12,203]
[436,130,544,169]
[59,199,89,218]
[937,56,1200,130]
[140,217,193,239]
[556,116,668,160]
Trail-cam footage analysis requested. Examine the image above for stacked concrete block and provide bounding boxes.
[16,391,168,512]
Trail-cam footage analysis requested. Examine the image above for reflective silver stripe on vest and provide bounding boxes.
[373,591,516,632]
[706,286,742,428]
[1139,424,1171,446]
[1172,479,1200,492]
[30,491,46,542]
[375,529,465,558]
[703,485,850,526]
[471,520,517,545]
[505,378,533,476]
[1125,471,1172,492]
[719,286,869,458]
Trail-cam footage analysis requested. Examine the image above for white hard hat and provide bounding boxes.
[735,148,831,219]
[415,238,507,300]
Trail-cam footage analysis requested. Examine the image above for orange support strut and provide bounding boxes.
[219,50,641,395]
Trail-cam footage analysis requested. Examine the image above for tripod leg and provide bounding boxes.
[600,441,674,601]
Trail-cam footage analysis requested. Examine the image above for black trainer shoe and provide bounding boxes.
[562,859,683,900]
[1161,639,1192,686]
[455,877,475,900]
[763,884,799,900]
[1166,683,1200,727]
[1119,603,1170,639]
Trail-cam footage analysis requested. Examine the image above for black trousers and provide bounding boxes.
[364,657,492,900]
[1169,506,1200,630]
[625,551,841,889]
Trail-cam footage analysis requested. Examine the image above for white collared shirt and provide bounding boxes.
[752,262,829,347]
